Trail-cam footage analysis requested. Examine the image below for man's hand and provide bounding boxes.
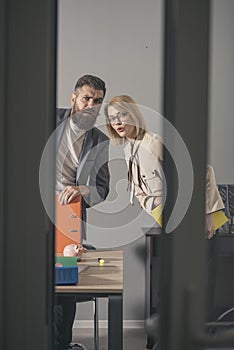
[58,185,90,205]
[206,213,216,239]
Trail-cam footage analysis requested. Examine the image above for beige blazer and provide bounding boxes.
[206,165,224,214]
[124,131,224,215]
[124,131,164,213]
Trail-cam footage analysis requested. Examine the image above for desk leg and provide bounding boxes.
[108,295,123,350]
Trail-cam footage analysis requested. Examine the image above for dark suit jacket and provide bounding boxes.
[56,108,110,239]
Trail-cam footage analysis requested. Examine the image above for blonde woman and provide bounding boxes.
[105,95,225,239]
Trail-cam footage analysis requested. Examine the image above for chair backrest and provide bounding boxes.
[218,184,234,219]
[207,185,234,320]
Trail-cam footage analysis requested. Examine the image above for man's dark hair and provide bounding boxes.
[74,74,106,97]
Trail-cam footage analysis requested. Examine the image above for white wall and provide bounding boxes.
[57,0,163,111]
[208,0,234,183]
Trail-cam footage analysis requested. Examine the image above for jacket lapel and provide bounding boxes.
[56,109,71,150]
[76,128,94,180]
[56,108,95,184]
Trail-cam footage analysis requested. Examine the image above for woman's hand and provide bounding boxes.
[206,213,216,239]
[153,196,162,209]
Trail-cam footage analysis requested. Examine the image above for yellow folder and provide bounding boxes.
[151,204,228,230]
[151,204,163,227]
[212,210,228,230]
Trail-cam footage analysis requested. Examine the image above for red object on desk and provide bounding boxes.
[55,194,82,253]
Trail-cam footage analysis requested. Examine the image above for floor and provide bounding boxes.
[72,327,147,350]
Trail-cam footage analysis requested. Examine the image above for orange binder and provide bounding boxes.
[55,194,82,254]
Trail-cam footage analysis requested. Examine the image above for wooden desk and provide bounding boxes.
[56,250,123,350]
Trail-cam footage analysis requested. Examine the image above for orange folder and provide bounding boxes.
[55,194,82,254]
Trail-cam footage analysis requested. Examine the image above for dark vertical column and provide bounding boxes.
[0,1,57,350]
[0,0,6,349]
[160,1,210,349]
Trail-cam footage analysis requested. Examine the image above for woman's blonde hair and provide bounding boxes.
[105,95,146,144]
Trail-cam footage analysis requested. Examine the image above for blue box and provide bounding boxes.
[55,266,78,285]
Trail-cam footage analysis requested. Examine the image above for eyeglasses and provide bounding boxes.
[108,112,129,124]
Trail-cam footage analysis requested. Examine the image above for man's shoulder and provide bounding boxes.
[91,127,109,142]
[56,108,70,125]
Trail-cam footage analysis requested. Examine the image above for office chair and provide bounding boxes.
[71,243,99,350]
[206,184,234,333]
[146,185,234,344]
[218,184,234,234]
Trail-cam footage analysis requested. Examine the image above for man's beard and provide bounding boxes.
[71,109,98,130]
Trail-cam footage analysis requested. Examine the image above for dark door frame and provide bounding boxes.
[160,1,234,349]
[0,1,57,350]
[161,1,210,349]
